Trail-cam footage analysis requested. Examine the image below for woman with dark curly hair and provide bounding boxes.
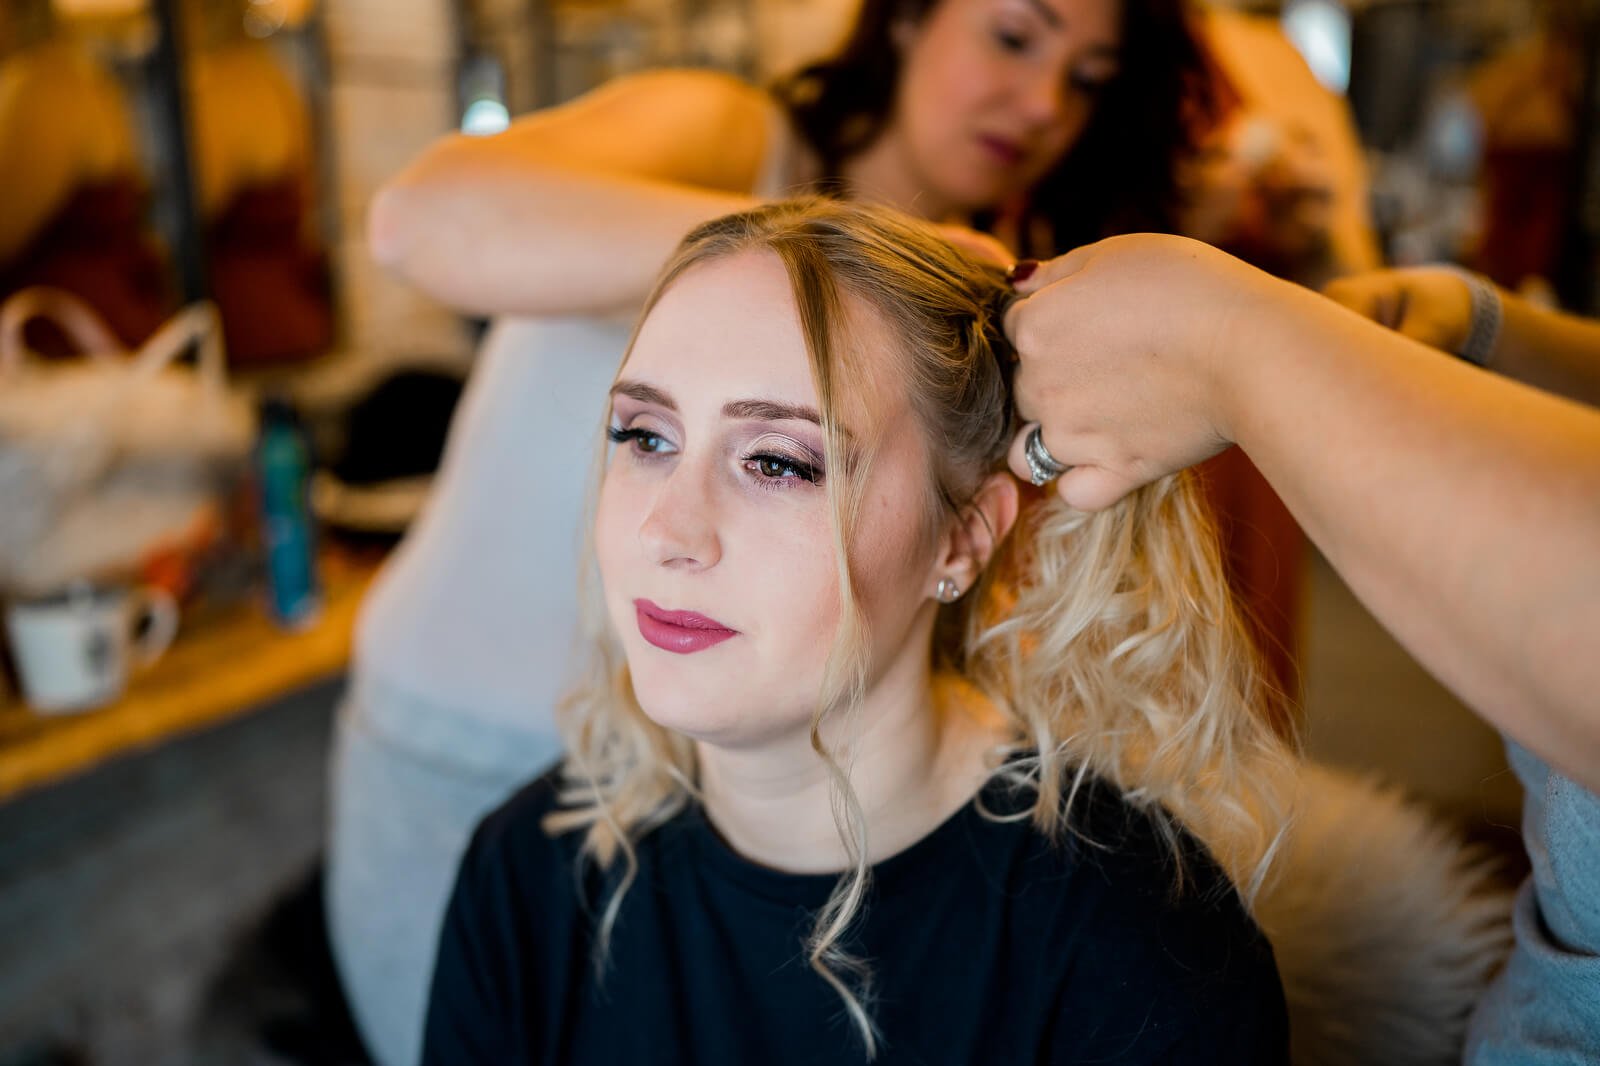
[775,0,1211,256]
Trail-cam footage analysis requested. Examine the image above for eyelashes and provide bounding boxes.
[607,424,825,488]
[745,451,821,486]
[607,425,671,454]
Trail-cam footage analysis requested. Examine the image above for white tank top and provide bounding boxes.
[354,99,805,742]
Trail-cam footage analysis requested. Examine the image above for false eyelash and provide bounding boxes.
[743,451,823,486]
[608,425,660,447]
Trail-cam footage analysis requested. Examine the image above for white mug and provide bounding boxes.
[3,584,179,714]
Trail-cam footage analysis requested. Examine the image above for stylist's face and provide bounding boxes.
[895,0,1121,212]
[595,252,939,750]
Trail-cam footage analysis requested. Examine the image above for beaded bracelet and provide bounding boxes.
[1450,267,1503,368]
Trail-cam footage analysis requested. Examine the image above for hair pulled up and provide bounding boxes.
[548,198,1298,1058]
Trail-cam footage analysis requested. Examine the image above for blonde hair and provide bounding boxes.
[548,198,1299,1057]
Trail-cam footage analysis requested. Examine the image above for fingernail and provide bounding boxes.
[1007,259,1039,284]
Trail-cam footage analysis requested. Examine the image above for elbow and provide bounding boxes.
[366,180,415,276]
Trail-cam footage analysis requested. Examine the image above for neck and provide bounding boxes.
[695,615,998,875]
[840,129,962,225]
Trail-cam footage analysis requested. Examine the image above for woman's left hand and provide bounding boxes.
[1002,234,1282,510]
[1321,267,1475,355]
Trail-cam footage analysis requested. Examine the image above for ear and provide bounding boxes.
[927,472,1021,602]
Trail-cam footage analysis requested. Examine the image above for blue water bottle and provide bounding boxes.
[255,394,322,629]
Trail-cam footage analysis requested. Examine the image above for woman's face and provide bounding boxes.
[595,251,941,749]
[893,0,1123,211]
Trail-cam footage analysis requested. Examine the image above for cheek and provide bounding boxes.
[902,28,984,133]
[1061,92,1097,142]
[593,464,640,601]
[1032,107,1091,175]
[846,484,939,649]
[742,499,842,654]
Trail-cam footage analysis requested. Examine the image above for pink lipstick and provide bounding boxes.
[977,133,1026,166]
[634,599,737,654]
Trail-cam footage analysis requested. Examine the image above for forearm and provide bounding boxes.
[1229,281,1600,789]
[1493,292,1600,407]
[369,138,756,317]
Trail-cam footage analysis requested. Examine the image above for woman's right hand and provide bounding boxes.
[1321,267,1475,356]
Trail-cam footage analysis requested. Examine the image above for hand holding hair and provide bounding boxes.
[1000,235,1600,789]
[1000,234,1270,511]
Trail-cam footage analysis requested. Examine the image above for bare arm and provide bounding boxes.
[1496,295,1600,406]
[366,70,777,317]
[1005,237,1600,790]
[1240,280,1600,789]
[1323,266,1600,407]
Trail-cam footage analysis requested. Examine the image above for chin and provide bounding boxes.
[628,662,806,751]
[628,659,746,737]
[946,174,1018,218]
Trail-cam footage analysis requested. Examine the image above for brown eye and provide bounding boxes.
[746,452,821,485]
[606,425,676,456]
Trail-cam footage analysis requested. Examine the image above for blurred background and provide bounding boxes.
[0,0,1591,1061]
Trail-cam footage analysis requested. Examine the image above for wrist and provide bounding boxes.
[1206,270,1298,450]
[1446,268,1503,368]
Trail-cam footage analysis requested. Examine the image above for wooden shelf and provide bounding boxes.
[0,554,379,803]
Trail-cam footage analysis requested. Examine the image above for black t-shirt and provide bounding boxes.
[423,765,1288,1065]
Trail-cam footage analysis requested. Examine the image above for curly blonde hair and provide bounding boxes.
[547,198,1299,1058]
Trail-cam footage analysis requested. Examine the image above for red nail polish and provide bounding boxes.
[1008,259,1039,284]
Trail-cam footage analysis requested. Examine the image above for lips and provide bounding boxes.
[977,133,1026,167]
[634,599,738,655]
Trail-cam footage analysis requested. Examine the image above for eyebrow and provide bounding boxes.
[1022,0,1120,57]
[610,380,824,427]
[722,398,823,425]
[611,379,676,410]
[1024,0,1063,30]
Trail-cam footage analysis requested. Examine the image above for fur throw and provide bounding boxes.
[1254,763,1514,1066]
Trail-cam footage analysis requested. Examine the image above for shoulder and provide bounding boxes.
[1023,774,1267,951]
[989,772,1288,1062]
[983,770,1220,894]
[424,765,582,1063]
[460,763,584,890]
[443,763,596,961]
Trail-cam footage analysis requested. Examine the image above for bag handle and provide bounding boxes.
[129,302,227,392]
[0,287,230,393]
[0,287,127,373]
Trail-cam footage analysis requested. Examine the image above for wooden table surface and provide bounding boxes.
[0,553,379,803]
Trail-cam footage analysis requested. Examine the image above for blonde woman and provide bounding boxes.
[421,199,1296,1064]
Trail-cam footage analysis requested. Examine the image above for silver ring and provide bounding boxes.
[1023,425,1068,486]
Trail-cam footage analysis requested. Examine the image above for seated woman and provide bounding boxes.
[422,199,1297,1064]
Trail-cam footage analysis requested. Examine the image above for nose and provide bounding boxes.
[637,461,722,571]
[1017,65,1072,131]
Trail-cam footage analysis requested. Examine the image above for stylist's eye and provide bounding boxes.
[993,27,1031,53]
[1070,67,1118,94]
[608,425,676,456]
